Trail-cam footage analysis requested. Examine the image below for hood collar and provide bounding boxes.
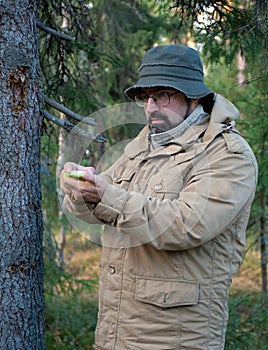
[210,94,239,123]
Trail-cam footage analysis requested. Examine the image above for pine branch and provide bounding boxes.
[43,95,97,126]
[44,111,107,143]
[232,76,263,87]
[37,19,75,42]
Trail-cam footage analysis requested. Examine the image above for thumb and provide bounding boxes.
[83,171,96,183]
[84,166,96,175]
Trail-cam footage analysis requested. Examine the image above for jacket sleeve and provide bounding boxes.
[91,134,258,251]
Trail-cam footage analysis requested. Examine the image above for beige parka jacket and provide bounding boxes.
[64,95,258,350]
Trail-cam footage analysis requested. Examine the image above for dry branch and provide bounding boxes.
[44,111,106,143]
[37,19,75,41]
[43,95,97,126]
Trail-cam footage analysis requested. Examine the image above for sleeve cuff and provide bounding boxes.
[93,184,128,224]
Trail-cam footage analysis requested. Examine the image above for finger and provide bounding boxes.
[60,172,72,195]
[84,166,96,174]
[83,171,96,183]
[64,162,79,172]
[84,174,108,199]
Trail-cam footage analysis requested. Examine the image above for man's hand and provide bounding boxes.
[60,162,108,204]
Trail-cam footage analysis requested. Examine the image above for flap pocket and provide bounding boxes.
[113,165,135,183]
[135,277,199,308]
[113,165,135,190]
[148,173,183,199]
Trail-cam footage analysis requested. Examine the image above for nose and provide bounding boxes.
[145,96,159,113]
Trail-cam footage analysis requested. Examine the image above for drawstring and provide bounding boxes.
[147,132,152,151]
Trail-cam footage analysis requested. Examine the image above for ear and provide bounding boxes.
[192,99,200,109]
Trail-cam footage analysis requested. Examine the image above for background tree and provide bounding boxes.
[0,0,46,348]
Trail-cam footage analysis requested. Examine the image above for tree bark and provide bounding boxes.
[0,0,46,348]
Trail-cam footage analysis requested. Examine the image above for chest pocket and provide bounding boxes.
[113,161,184,200]
[148,171,184,200]
[113,165,136,190]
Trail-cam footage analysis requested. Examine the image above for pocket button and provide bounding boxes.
[109,264,116,274]
[155,183,162,190]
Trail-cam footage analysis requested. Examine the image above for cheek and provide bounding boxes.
[165,106,186,123]
[174,102,187,115]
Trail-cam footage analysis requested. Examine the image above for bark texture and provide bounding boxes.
[0,0,45,348]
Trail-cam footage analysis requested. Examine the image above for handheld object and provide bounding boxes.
[65,170,85,180]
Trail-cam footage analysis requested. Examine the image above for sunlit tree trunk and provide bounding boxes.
[0,0,46,348]
[56,111,67,265]
[237,54,246,87]
[55,10,72,264]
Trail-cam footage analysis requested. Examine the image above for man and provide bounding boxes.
[60,45,258,350]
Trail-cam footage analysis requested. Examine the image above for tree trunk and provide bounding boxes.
[56,111,67,265]
[0,0,46,348]
[237,53,246,87]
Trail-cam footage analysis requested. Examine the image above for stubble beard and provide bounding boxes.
[148,112,174,133]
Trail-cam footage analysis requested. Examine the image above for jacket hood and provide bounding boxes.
[210,94,239,124]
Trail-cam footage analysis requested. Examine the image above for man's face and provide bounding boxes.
[141,87,199,132]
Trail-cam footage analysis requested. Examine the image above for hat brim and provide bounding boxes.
[124,77,213,100]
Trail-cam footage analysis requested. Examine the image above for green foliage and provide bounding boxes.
[171,0,267,65]
[38,0,100,121]
[45,286,97,350]
[226,293,268,350]
[43,229,98,349]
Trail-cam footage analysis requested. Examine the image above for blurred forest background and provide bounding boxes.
[2,0,267,349]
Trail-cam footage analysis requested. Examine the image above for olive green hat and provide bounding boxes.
[124,45,213,100]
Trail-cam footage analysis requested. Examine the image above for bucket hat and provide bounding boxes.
[124,45,213,100]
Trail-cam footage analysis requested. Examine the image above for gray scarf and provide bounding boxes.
[149,104,208,148]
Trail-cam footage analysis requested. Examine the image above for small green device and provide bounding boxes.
[64,170,85,179]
